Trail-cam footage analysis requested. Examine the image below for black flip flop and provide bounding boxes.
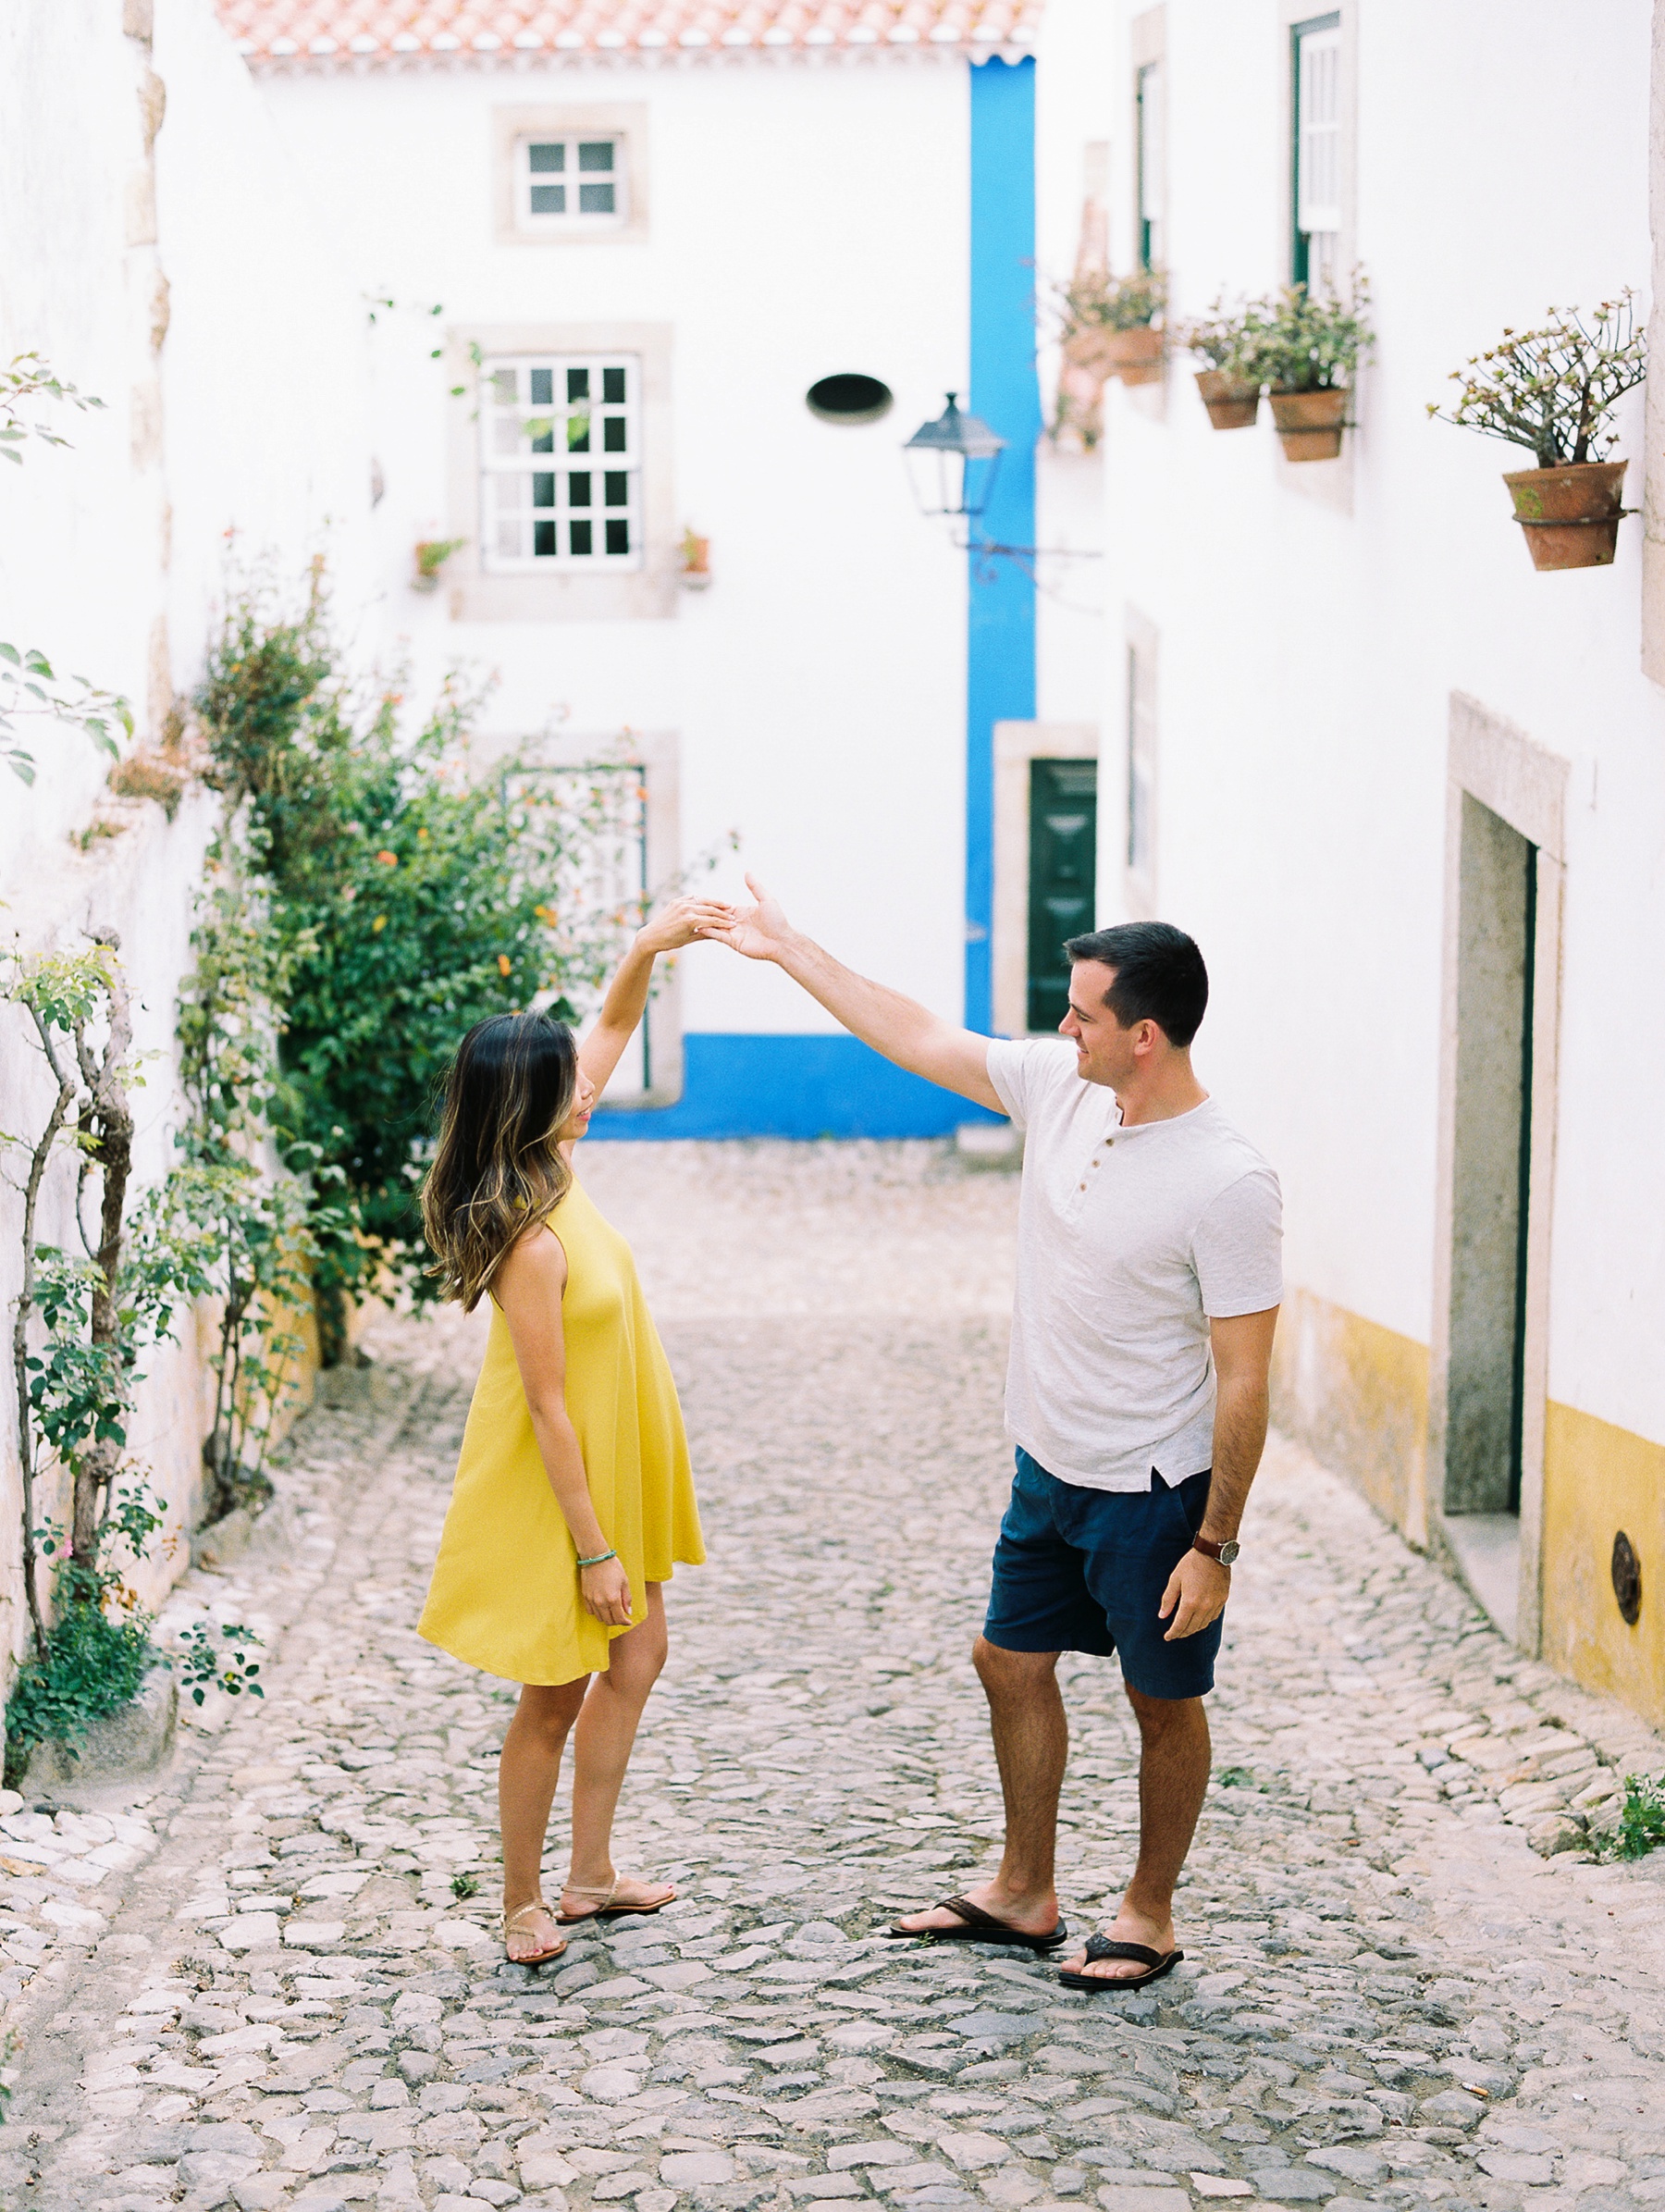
[883,1893,1067,1952]
[1058,1935,1183,1991]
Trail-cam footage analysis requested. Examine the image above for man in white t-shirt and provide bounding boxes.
[701,884,1281,1993]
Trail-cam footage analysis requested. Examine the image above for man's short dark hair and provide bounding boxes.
[1062,921,1208,1047]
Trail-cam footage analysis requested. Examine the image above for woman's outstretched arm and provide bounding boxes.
[578,896,735,1095]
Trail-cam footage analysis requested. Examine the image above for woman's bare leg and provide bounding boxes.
[500,1677,587,1958]
[562,1585,672,1910]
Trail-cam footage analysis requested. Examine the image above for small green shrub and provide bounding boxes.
[1056,265,1167,337]
[3,1556,154,1790]
[176,1620,264,1708]
[1253,274,1374,392]
[1179,296,1276,384]
[450,1871,480,1900]
[1610,1773,1665,1860]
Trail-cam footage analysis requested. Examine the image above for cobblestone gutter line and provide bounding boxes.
[0,1143,1659,2212]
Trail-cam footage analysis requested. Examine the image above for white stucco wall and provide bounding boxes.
[0,0,377,1663]
[154,0,380,689]
[1041,0,1664,1447]
[249,54,971,1034]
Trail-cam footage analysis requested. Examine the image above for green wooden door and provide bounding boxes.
[1027,759,1098,1033]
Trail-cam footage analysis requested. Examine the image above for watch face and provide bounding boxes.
[1218,1540,1241,1564]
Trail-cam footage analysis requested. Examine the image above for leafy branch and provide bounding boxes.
[1426,291,1646,468]
[0,352,103,464]
[1,354,134,785]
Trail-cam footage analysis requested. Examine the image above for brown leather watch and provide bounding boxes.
[1192,1536,1240,1565]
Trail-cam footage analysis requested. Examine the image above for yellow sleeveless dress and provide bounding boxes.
[417,1176,704,1686]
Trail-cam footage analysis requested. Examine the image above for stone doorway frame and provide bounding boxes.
[993,720,1100,1038]
[1427,693,1568,1652]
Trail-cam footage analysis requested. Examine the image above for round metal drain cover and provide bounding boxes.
[1611,1530,1642,1625]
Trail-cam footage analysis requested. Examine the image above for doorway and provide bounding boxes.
[1027,759,1098,1033]
[1442,792,1536,1616]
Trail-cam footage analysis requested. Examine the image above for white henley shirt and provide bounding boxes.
[985,1039,1284,1492]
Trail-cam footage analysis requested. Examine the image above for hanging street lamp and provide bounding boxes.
[903,392,1006,531]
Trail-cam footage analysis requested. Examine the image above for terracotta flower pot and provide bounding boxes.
[1501,459,1629,572]
[1268,386,1348,461]
[1065,325,1164,386]
[1195,369,1260,430]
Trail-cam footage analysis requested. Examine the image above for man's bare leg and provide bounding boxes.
[894,1637,1067,1935]
[1060,1683,1210,1979]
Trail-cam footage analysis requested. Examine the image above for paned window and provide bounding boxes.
[479,356,641,572]
[518,135,625,228]
[1292,15,1342,290]
[1135,63,1165,272]
[1127,642,1157,892]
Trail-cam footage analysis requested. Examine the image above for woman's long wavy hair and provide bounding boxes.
[422,1011,579,1310]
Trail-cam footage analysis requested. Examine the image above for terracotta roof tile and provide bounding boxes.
[216,0,1039,62]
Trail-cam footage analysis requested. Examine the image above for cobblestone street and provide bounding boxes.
[4,1142,1665,2212]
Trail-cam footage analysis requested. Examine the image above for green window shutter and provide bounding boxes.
[1027,760,1099,1035]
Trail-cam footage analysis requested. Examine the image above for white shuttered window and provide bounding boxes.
[479,355,642,573]
[1294,15,1341,290]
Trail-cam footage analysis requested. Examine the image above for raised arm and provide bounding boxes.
[579,896,736,1096]
[697,875,1004,1114]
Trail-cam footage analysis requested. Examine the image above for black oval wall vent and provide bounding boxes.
[806,374,894,425]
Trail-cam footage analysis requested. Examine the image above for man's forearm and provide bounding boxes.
[774,930,950,1073]
[1201,1377,1269,1541]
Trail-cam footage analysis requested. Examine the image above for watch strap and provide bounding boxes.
[1192,1535,1240,1564]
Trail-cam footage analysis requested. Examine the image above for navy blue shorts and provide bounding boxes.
[982,1448,1222,1699]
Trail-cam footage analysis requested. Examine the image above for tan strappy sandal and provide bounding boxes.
[556,1877,677,1927]
[503,1899,567,1965]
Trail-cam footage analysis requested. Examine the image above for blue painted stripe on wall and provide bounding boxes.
[967,55,1040,1036]
[589,1033,998,1141]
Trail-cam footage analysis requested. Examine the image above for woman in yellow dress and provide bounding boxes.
[418,898,726,1965]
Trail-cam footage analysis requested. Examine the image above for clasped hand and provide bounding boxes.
[635,896,739,957]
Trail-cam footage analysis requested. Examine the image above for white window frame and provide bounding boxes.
[1136,61,1165,271]
[1294,15,1342,288]
[1125,616,1159,916]
[478,353,643,575]
[517,132,627,231]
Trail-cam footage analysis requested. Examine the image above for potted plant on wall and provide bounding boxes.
[1178,296,1270,429]
[1054,266,1168,388]
[1426,292,1646,571]
[1256,275,1374,461]
[678,527,712,591]
[413,537,466,593]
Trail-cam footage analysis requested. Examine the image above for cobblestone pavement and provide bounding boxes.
[5,1141,1665,2212]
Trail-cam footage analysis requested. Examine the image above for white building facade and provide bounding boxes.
[1030,0,1665,1730]
[0,0,377,1646]
[224,0,1042,1136]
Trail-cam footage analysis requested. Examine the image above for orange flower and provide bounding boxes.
[376,849,399,866]
[498,953,512,976]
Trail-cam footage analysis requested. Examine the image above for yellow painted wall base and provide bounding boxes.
[1272,1284,1665,1736]
[1271,1286,1431,1537]
[1542,1402,1665,1734]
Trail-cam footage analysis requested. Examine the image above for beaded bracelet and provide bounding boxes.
[576,1547,618,1569]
